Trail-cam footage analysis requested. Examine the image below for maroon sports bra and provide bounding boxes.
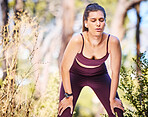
[75,33,110,66]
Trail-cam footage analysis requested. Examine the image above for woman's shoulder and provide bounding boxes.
[107,33,121,53]
[70,33,83,45]
[108,34,120,45]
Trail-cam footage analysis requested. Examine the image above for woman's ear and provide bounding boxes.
[85,23,88,28]
[84,20,88,28]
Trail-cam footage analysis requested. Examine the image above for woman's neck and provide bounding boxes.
[87,32,103,47]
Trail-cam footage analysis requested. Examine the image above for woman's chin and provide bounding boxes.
[94,31,103,35]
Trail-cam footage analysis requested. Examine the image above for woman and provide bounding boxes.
[58,3,124,117]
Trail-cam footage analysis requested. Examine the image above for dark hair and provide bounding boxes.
[82,3,106,32]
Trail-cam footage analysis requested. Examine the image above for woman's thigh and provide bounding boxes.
[87,73,123,117]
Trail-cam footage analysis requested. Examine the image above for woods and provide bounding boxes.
[0,0,147,116]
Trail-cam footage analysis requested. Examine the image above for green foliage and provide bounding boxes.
[32,74,60,117]
[7,0,56,25]
[100,112,118,117]
[119,52,148,116]
[8,0,15,9]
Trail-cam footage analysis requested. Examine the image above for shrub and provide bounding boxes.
[119,52,148,116]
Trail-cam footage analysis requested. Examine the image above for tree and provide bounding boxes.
[109,0,145,76]
[135,4,141,73]
[1,0,9,80]
[1,0,8,25]
[32,0,75,97]
[58,0,75,64]
[15,0,23,13]
[110,0,145,41]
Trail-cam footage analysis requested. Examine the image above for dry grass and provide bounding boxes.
[0,11,38,117]
[0,10,60,117]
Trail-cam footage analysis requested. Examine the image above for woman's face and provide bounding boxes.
[85,10,106,35]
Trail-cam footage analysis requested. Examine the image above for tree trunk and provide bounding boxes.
[15,0,23,13]
[110,0,144,41]
[58,0,75,65]
[1,0,8,25]
[1,0,9,80]
[135,4,141,73]
[110,0,126,41]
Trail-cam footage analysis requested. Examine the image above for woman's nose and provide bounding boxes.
[96,20,100,26]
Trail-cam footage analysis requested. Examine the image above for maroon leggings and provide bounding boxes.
[58,72,123,117]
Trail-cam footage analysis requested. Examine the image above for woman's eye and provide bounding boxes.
[91,20,96,22]
[99,18,104,22]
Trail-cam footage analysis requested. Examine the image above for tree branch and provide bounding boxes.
[125,0,145,10]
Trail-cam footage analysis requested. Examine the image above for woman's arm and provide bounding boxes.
[109,36,124,113]
[60,35,81,94]
[58,34,81,115]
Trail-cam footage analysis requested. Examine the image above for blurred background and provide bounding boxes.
[0,0,148,117]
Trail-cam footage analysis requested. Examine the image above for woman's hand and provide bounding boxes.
[110,98,124,114]
[58,96,73,116]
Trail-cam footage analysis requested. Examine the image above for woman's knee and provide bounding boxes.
[57,107,72,117]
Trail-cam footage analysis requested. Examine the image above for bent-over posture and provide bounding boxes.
[58,3,124,117]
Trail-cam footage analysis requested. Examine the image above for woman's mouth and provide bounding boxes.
[95,28,102,32]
